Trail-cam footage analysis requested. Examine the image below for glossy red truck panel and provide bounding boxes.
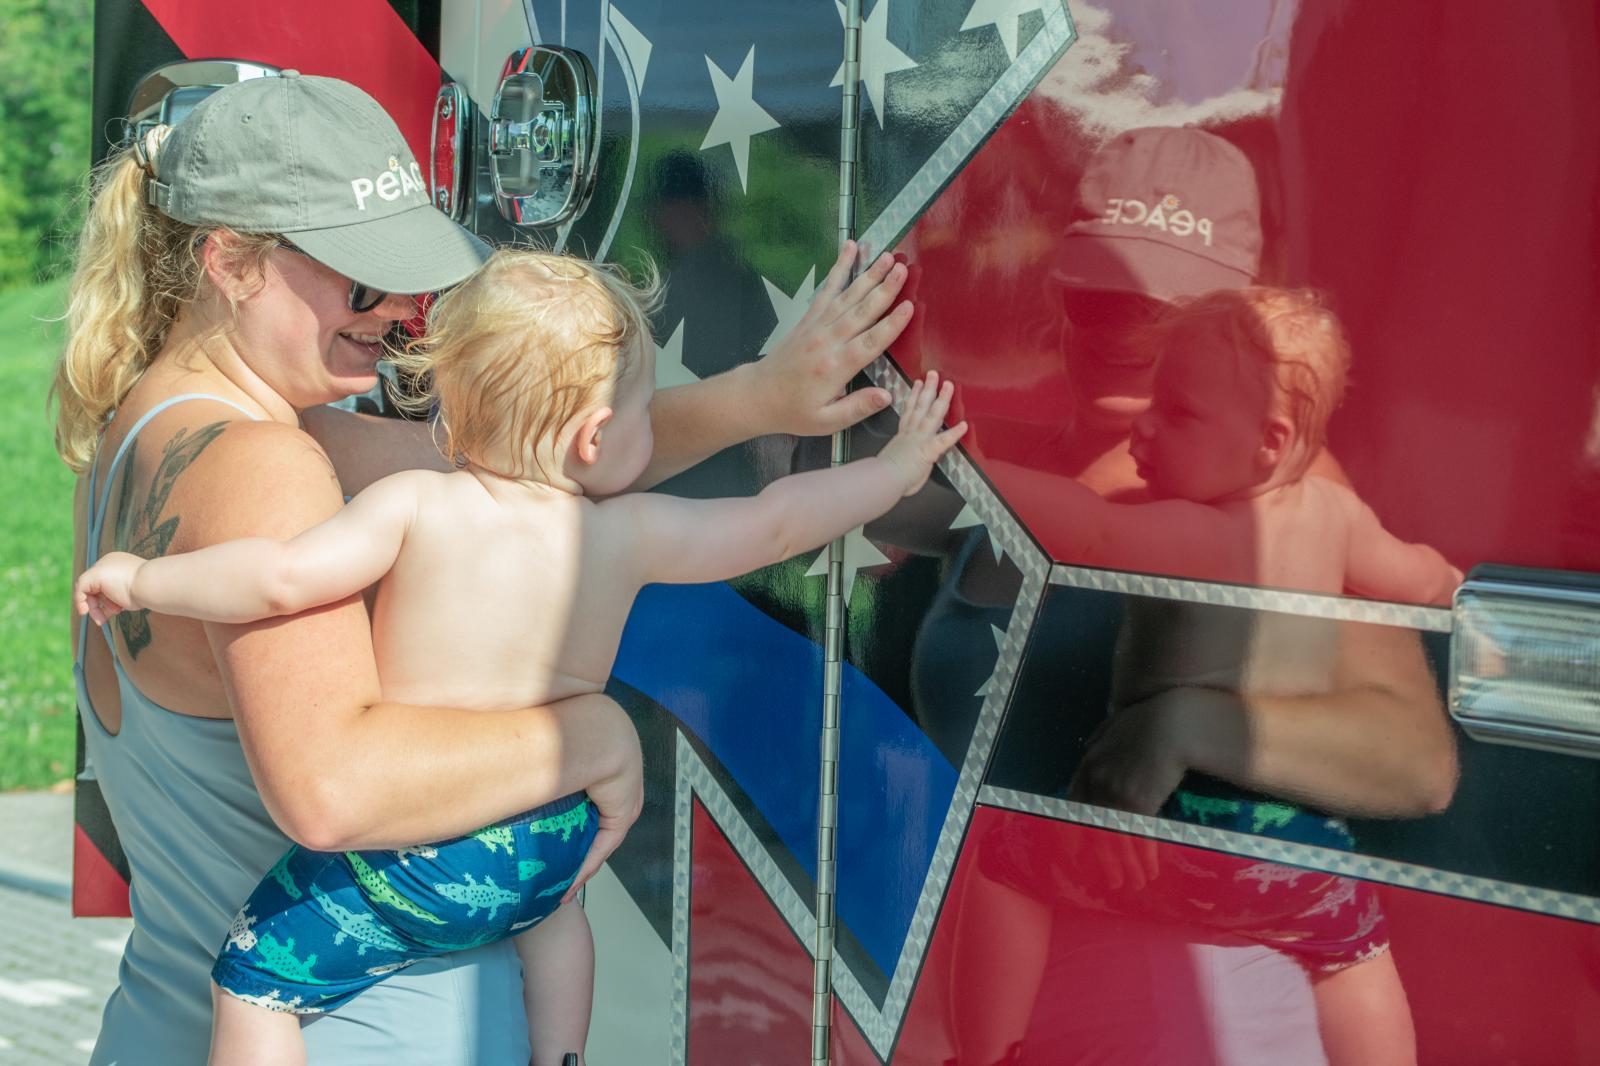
[887,0,1600,598]
[878,808,1600,1066]
[839,0,1600,1063]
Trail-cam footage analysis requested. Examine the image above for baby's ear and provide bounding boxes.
[572,405,615,466]
[1259,416,1294,467]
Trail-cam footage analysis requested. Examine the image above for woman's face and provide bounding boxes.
[1059,288,1168,431]
[226,242,416,409]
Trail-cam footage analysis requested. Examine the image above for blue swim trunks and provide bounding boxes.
[212,792,597,1014]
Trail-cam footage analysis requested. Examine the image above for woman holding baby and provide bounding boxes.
[56,73,911,1064]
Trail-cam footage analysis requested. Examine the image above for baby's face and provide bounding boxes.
[1130,341,1273,503]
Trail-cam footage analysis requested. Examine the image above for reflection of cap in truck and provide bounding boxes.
[1054,126,1262,302]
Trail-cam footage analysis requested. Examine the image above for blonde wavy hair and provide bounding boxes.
[50,128,276,473]
[392,248,661,478]
[1150,286,1352,480]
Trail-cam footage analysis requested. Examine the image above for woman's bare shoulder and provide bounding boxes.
[168,419,349,544]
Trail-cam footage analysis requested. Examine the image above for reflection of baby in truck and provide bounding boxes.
[1035,286,1452,1065]
[1012,284,1462,603]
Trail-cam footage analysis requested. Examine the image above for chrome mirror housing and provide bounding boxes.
[488,46,599,227]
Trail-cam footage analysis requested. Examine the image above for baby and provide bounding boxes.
[1019,287,1453,1065]
[1031,285,1461,602]
[75,249,966,1066]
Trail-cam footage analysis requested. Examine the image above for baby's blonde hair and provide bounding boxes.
[393,249,661,477]
[1153,287,1351,479]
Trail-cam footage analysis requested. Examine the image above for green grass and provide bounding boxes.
[0,278,76,790]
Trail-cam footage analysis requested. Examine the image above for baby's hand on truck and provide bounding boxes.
[74,551,145,625]
[878,371,968,496]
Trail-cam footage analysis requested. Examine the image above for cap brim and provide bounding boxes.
[286,204,491,295]
[1052,233,1250,303]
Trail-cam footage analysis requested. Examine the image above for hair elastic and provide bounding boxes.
[133,124,173,177]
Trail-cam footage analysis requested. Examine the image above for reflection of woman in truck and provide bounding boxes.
[928,128,1457,1066]
[54,74,912,1066]
[75,248,965,1066]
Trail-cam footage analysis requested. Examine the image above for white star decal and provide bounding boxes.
[959,0,1052,62]
[759,267,818,356]
[608,6,653,92]
[949,501,1004,563]
[831,0,918,129]
[654,319,696,388]
[974,623,1007,698]
[701,46,780,193]
[805,526,892,607]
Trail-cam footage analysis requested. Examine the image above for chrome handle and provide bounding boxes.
[488,46,598,227]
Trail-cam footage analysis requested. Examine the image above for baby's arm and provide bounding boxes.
[615,372,966,586]
[74,469,422,625]
[1339,487,1462,605]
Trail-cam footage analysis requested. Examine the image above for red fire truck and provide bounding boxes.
[83,1,1600,1062]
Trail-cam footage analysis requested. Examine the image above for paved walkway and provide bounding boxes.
[0,792,128,1064]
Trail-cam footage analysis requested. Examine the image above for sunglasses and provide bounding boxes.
[275,240,390,313]
[1060,289,1166,332]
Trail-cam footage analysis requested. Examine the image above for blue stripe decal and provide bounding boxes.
[614,581,956,974]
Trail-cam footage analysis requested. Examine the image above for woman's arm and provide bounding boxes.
[304,243,912,493]
[1069,621,1458,819]
[299,406,450,496]
[189,424,641,858]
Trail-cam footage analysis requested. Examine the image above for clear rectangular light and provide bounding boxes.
[1451,565,1600,756]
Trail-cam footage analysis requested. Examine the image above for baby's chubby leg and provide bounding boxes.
[209,980,305,1066]
[517,901,595,1066]
[1313,950,1417,1066]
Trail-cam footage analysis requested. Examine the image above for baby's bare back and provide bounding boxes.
[364,471,640,711]
[1112,477,1358,709]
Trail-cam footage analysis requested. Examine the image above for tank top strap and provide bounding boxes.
[77,393,260,671]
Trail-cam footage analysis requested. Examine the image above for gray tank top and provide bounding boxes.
[76,394,528,1065]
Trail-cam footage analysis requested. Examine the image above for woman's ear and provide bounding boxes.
[201,229,267,303]
[572,405,615,466]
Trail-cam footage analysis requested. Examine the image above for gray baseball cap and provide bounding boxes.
[147,71,489,295]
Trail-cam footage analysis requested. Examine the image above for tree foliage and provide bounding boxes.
[0,0,93,287]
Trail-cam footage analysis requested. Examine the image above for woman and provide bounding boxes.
[57,73,910,1064]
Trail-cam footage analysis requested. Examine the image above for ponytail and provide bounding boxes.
[51,125,196,472]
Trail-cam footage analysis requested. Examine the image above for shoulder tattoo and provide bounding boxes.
[111,421,230,659]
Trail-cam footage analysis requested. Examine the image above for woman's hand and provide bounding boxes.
[748,241,909,436]
[562,709,645,903]
[1066,687,1229,816]
[637,240,914,487]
